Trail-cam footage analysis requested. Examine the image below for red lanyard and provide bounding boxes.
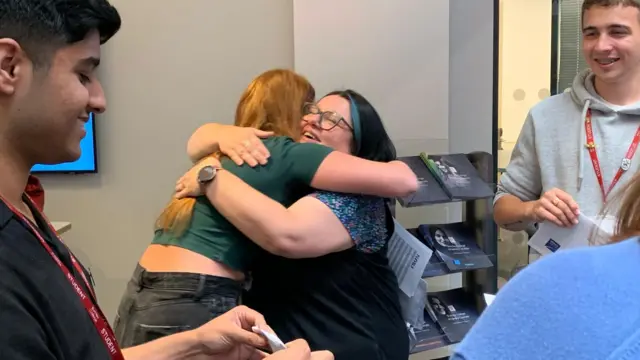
[0,194,124,360]
[585,109,640,201]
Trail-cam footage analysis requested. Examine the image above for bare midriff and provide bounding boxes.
[138,244,245,281]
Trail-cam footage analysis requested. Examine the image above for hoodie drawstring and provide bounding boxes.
[578,99,591,192]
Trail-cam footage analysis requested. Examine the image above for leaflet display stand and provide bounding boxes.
[391,151,498,356]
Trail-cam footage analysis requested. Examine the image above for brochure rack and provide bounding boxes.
[391,151,498,356]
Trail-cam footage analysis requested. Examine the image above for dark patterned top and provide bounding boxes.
[311,191,387,253]
[245,191,408,359]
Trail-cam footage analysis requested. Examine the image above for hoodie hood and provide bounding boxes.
[569,69,640,192]
[570,69,640,116]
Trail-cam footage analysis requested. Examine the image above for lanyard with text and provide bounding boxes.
[585,109,640,202]
[0,195,124,360]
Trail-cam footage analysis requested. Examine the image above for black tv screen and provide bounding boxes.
[31,112,98,174]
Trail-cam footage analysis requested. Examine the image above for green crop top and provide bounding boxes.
[152,136,333,272]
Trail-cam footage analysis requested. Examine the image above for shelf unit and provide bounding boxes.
[391,151,498,357]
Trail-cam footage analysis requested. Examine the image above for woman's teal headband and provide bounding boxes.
[345,93,362,153]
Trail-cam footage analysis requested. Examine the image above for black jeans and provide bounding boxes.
[113,264,242,348]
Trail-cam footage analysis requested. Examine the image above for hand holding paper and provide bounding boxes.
[252,326,287,352]
[527,188,580,227]
[528,213,613,256]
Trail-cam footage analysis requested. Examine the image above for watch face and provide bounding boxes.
[198,165,216,183]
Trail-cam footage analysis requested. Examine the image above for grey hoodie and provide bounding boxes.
[496,69,640,230]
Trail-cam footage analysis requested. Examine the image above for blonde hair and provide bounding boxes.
[155,69,315,237]
[601,171,640,243]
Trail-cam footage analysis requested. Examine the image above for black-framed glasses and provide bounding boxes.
[302,103,354,131]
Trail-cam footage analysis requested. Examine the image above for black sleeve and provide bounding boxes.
[0,270,56,360]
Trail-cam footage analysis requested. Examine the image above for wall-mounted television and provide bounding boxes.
[31,113,98,174]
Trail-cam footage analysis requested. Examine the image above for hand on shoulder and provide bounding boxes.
[218,125,273,167]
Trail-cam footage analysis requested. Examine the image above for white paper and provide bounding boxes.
[387,218,433,297]
[528,213,613,256]
[591,215,616,246]
[484,293,496,307]
[252,326,287,352]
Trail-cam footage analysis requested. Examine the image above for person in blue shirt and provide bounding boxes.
[451,165,640,359]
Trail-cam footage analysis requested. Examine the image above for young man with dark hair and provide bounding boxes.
[0,1,331,359]
[494,0,640,237]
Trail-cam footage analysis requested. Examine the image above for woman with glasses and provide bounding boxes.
[114,70,417,350]
[179,90,411,360]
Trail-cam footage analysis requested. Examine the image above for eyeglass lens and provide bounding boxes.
[303,103,342,130]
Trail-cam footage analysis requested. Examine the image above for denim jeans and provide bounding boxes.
[113,264,242,348]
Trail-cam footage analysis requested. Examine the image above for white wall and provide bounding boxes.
[293,0,450,157]
[449,0,496,155]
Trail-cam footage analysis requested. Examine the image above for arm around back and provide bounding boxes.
[204,170,380,259]
[494,112,542,230]
[198,140,413,257]
[189,130,419,198]
[186,123,273,166]
[251,194,356,258]
[186,123,224,162]
[274,140,418,198]
[309,150,418,198]
[266,193,387,258]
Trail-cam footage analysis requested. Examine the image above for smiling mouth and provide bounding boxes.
[595,58,620,65]
[302,131,319,141]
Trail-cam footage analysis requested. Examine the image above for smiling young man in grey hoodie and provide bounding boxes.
[494,0,640,234]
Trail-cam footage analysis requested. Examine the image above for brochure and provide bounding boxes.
[418,223,493,271]
[426,288,479,344]
[420,153,494,200]
[410,310,448,353]
[397,156,450,206]
[407,228,448,277]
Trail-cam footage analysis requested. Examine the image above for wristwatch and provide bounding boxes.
[197,165,219,185]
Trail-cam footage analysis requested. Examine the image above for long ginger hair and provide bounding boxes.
[155,69,315,237]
